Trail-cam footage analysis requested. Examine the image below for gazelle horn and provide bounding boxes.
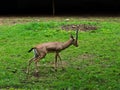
[76,29,78,41]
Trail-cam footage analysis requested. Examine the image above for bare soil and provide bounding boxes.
[61,24,98,31]
[0,17,98,32]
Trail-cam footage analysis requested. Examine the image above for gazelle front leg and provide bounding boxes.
[55,52,58,71]
[57,53,63,68]
[55,52,63,70]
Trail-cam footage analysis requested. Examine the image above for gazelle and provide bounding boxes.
[27,30,78,74]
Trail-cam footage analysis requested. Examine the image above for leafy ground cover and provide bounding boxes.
[0,16,120,89]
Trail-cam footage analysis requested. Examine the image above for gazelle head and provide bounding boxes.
[70,29,79,47]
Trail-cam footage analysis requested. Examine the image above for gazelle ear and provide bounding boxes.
[70,34,74,39]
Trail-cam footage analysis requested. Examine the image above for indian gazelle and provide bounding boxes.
[27,30,78,74]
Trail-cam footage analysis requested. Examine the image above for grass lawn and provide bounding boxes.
[0,16,120,90]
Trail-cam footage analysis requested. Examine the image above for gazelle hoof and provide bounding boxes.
[62,67,65,71]
[34,72,39,77]
[26,70,29,74]
[54,68,57,72]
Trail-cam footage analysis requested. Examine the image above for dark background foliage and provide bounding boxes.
[0,0,120,16]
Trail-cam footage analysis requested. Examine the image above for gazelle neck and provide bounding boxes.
[62,39,73,50]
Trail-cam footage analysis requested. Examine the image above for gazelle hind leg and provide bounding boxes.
[26,57,36,74]
[27,48,40,74]
[34,53,46,73]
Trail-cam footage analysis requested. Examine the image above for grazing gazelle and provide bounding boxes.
[27,30,78,74]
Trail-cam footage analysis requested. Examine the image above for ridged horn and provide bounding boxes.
[76,29,78,41]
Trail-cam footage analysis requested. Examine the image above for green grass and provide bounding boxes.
[0,17,120,90]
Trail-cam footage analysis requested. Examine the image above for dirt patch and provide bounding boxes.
[78,53,95,60]
[49,60,68,68]
[61,24,98,31]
